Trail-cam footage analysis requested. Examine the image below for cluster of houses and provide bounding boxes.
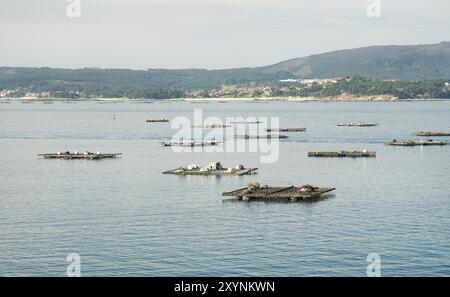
[0,89,80,99]
[279,77,351,86]
[0,89,52,99]
[0,89,16,98]
[188,85,274,98]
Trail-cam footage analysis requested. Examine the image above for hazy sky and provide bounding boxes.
[1,0,449,69]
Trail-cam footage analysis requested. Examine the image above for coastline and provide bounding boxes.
[1,95,450,102]
[184,94,399,102]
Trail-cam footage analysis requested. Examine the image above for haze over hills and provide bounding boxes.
[1,42,450,99]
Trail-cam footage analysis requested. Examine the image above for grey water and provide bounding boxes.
[0,100,449,276]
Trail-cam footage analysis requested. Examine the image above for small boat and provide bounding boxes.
[266,128,306,132]
[415,131,450,137]
[387,139,448,146]
[38,151,122,160]
[223,183,335,202]
[146,119,169,123]
[163,162,257,176]
[308,150,376,158]
[337,122,379,127]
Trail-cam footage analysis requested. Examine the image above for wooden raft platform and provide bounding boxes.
[161,140,221,147]
[147,119,169,123]
[415,131,450,137]
[192,124,230,128]
[235,134,288,139]
[38,151,121,160]
[337,122,379,127]
[228,121,262,124]
[308,150,376,158]
[163,162,257,176]
[223,184,335,202]
[266,128,306,132]
[387,139,448,146]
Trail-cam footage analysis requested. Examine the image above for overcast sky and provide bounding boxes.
[1,0,449,69]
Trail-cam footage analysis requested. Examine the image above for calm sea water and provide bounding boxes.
[0,100,449,276]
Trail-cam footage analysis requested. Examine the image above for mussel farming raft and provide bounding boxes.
[308,150,376,158]
[266,128,306,132]
[223,183,335,202]
[337,122,379,127]
[163,162,257,176]
[415,131,450,137]
[161,140,221,147]
[387,139,448,146]
[38,151,121,160]
[228,121,262,124]
[147,119,169,123]
[192,124,230,128]
[235,134,288,139]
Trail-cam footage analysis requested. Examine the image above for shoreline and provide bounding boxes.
[1,96,449,103]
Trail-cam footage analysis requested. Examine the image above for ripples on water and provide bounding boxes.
[0,100,449,276]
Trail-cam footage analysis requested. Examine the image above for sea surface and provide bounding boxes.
[0,100,449,276]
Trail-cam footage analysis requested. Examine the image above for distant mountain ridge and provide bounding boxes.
[260,41,450,80]
[1,42,450,98]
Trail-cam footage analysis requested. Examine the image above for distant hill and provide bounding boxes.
[260,42,450,81]
[1,42,450,98]
[0,67,290,92]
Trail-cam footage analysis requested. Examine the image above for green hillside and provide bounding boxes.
[1,42,450,99]
[262,42,450,80]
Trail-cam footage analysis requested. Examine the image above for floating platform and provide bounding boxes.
[192,124,231,128]
[223,183,335,202]
[415,131,450,137]
[163,162,257,176]
[228,121,262,124]
[337,122,379,127]
[387,139,448,146]
[161,140,221,147]
[235,134,288,139]
[308,150,376,158]
[266,128,306,132]
[38,151,121,160]
[146,119,169,123]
